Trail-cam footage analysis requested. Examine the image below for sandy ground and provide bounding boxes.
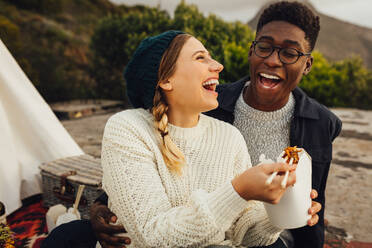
[61,108,372,243]
[324,109,372,242]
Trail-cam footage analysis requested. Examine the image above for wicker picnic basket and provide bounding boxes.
[39,154,103,219]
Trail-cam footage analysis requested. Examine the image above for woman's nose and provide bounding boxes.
[210,59,224,73]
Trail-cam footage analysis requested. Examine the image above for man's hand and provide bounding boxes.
[307,189,322,226]
[90,202,131,248]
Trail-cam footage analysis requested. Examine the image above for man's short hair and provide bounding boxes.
[256,1,320,51]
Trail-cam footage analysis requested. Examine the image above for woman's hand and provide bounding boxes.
[231,162,297,203]
[307,189,322,226]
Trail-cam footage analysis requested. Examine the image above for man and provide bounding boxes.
[89,1,341,248]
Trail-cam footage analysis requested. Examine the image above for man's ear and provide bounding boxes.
[158,79,172,91]
[248,46,253,57]
[303,56,313,75]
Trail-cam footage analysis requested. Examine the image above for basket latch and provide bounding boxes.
[52,170,87,206]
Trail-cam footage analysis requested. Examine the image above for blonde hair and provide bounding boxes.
[151,33,191,175]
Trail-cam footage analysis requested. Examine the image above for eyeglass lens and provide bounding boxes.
[254,41,301,64]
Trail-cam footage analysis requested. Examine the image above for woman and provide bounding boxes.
[101,30,309,248]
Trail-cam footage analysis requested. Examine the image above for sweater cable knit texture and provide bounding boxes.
[102,108,281,247]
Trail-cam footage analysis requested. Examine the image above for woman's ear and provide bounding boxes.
[158,79,173,91]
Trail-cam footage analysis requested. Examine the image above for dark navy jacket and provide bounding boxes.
[207,75,342,248]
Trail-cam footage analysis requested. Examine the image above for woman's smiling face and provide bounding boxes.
[161,36,224,114]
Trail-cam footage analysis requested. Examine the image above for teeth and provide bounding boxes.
[202,79,219,87]
[260,73,280,80]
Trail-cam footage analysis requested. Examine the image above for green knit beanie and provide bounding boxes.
[124,30,184,109]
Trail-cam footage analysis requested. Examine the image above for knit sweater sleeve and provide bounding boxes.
[101,112,248,247]
[228,130,283,247]
[230,201,282,247]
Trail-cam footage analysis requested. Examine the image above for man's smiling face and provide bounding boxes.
[246,21,313,111]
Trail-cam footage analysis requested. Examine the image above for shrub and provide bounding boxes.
[301,52,372,108]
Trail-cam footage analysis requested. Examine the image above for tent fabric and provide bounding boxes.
[0,39,84,215]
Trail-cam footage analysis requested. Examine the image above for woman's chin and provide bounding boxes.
[201,100,219,113]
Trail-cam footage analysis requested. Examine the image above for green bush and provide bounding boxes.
[90,7,172,100]
[91,8,172,68]
[10,0,62,14]
[3,0,372,108]
[90,1,255,101]
[90,1,372,109]
[301,52,372,109]
[221,42,251,83]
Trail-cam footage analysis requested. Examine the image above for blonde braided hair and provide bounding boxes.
[152,89,185,175]
[150,33,191,175]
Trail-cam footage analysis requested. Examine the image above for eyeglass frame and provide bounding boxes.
[251,40,312,64]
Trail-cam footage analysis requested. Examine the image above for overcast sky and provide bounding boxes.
[109,0,372,29]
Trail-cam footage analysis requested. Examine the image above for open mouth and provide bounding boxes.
[202,79,219,92]
[258,72,282,89]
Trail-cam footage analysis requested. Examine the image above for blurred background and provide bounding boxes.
[1,1,372,247]
[0,0,372,248]
[1,0,372,109]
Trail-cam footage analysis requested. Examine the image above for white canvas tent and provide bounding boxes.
[0,39,84,215]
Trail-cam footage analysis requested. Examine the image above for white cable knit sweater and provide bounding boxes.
[101,108,281,248]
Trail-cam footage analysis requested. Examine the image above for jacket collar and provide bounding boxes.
[217,75,248,113]
[292,87,320,119]
[217,75,320,120]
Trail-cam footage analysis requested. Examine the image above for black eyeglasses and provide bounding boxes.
[252,41,311,64]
